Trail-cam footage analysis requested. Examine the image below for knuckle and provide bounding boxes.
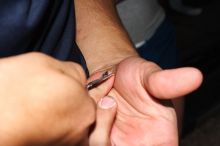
[65,61,87,81]
[72,63,85,75]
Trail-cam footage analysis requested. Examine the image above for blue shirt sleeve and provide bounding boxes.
[0,0,86,69]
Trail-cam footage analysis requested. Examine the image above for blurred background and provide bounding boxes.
[161,0,220,145]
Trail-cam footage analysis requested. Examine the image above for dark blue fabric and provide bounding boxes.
[137,18,179,69]
[0,0,86,68]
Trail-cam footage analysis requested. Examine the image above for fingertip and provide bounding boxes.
[98,96,117,109]
[187,67,203,87]
[147,67,203,99]
[173,67,203,91]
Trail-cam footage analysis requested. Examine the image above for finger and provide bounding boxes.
[145,67,203,99]
[88,72,115,103]
[89,96,117,146]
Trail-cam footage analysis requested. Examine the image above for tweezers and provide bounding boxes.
[86,71,114,90]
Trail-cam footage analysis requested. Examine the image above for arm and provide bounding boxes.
[75,1,203,146]
[75,0,138,74]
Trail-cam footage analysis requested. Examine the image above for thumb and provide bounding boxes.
[145,67,203,99]
[89,96,117,146]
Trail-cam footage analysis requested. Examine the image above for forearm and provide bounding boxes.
[75,0,138,74]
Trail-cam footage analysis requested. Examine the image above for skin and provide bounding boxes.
[0,53,116,146]
[108,57,202,146]
[89,57,202,146]
[75,0,203,145]
[0,0,203,145]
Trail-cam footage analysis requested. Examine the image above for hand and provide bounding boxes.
[83,72,116,146]
[88,96,117,146]
[92,57,203,146]
[0,53,96,146]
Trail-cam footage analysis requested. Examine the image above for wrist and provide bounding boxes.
[88,53,138,75]
[75,0,139,74]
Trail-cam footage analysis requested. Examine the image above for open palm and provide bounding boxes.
[88,57,202,146]
[107,57,202,146]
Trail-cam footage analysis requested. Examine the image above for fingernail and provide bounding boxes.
[99,96,116,109]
